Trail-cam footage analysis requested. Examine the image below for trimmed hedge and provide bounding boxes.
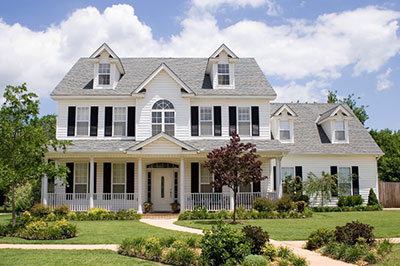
[311,204,382,212]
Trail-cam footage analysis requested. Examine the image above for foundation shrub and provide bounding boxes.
[252,198,276,213]
[30,203,51,217]
[337,195,363,207]
[242,255,270,266]
[53,204,70,216]
[242,225,269,255]
[276,195,295,212]
[367,188,379,206]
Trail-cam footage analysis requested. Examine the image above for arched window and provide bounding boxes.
[152,99,175,136]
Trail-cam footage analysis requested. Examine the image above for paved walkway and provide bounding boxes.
[140,218,204,235]
[0,244,119,251]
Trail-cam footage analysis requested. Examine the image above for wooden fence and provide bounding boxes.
[379,181,400,208]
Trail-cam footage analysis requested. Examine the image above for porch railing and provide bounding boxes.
[48,193,138,212]
[184,192,277,211]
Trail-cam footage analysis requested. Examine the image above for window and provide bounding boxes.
[112,163,125,193]
[281,167,294,179]
[152,100,175,136]
[338,167,352,196]
[279,120,291,140]
[218,64,230,85]
[239,183,252,192]
[98,63,110,85]
[114,107,126,136]
[334,121,345,141]
[200,107,212,136]
[238,107,250,136]
[75,163,88,193]
[76,107,89,136]
[200,164,213,192]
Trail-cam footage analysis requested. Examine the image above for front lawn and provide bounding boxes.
[375,244,400,266]
[0,214,198,244]
[175,211,400,240]
[0,249,158,266]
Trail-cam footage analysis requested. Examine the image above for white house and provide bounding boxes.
[44,44,383,213]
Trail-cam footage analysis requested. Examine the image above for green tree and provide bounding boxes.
[369,129,400,182]
[327,90,369,125]
[303,171,337,207]
[0,84,70,226]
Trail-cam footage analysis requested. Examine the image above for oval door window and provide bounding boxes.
[161,176,165,198]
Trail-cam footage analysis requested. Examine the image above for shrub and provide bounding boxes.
[21,220,49,240]
[18,219,77,240]
[367,188,379,206]
[87,208,109,218]
[159,236,177,247]
[50,218,77,239]
[304,208,313,217]
[343,244,368,263]
[236,206,250,219]
[350,195,363,206]
[376,239,393,256]
[191,206,208,219]
[200,222,251,266]
[292,193,309,203]
[144,237,163,260]
[119,237,146,257]
[262,243,278,260]
[305,228,335,250]
[296,201,307,213]
[335,221,375,246]
[364,251,378,264]
[277,246,292,260]
[30,203,51,217]
[216,209,230,219]
[288,254,307,266]
[242,255,270,266]
[164,245,198,266]
[321,242,340,257]
[53,204,70,216]
[7,183,35,213]
[242,225,269,255]
[276,195,294,212]
[252,198,276,212]
[337,195,363,207]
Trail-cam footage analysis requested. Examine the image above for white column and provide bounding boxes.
[230,189,234,211]
[42,176,48,205]
[180,158,185,213]
[137,158,143,214]
[276,157,282,198]
[89,158,94,209]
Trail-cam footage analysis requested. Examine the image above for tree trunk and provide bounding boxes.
[232,189,237,224]
[3,196,7,213]
[11,184,16,227]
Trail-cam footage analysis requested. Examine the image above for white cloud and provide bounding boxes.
[191,0,269,9]
[376,68,393,91]
[274,80,329,103]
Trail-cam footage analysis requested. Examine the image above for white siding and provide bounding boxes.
[141,139,182,154]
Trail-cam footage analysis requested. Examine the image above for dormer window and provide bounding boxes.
[334,121,345,141]
[217,64,230,85]
[279,120,291,140]
[98,63,111,85]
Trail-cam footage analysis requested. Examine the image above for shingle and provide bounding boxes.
[51,58,276,97]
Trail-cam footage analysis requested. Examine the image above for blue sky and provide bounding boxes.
[0,0,399,130]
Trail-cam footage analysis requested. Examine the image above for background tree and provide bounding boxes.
[327,90,369,125]
[204,132,267,223]
[0,84,70,226]
[369,129,400,182]
[303,171,337,207]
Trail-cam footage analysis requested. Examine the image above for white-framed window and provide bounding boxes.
[114,107,126,136]
[152,99,175,136]
[279,120,291,140]
[112,163,125,193]
[334,121,345,141]
[238,107,251,136]
[218,64,230,85]
[338,167,352,196]
[75,163,88,193]
[200,164,213,192]
[239,183,252,192]
[76,107,89,136]
[98,63,111,85]
[200,107,213,136]
[281,167,294,179]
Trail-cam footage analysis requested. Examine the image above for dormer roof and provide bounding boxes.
[90,43,125,75]
[316,104,352,124]
[210,44,238,59]
[271,104,297,117]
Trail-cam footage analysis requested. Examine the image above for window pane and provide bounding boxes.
[164,112,175,123]
[338,167,351,195]
[240,183,251,192]
[281,167,294,179]
[77,107,89,121]
[113,185,125,193]
[77,122,89,136]
[98,74,110,85]
[238,107,250,121]
[238,122,250,136]
[75,163,88,184]
[200,107,212,121]
[165,124,174,136]
[218,64,229,73]
[152,112,162,123]
[75,184,87,193]
[114,107,126,121]
[114,122,126,136]
[201,184,213,193]
[152,99,174,110]
[335,131,345,141]
[152,125,162,135]
[113,164,125,184]
[99,63,110,73]
[218,75,230,85]
[280,130,290,140]
[200,121,212,136]
[200,166,212,183]
[335,121,345,130]
[280,120,290,130]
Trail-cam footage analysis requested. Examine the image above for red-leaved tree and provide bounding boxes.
[204,131,267,223]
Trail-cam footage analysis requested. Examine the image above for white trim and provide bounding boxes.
[210,44,238,59]
[90,43,125,74]
[317,105,352,125]
[237,106,251,136]
[272,104,297,117]
[127,132,197,152]
[113,106,127,137]
[112,163,126,193]
[74,162,89,193]
[199,106,213,136]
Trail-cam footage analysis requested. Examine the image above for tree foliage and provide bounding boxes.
[327,90,369,125]
[0,84,70,226]
[204,132,267,223]
[303,171,337,207]
[369,129,400,182]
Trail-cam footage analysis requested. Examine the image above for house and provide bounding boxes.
[43,43,383,213]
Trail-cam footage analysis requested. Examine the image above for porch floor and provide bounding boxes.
[141,213,179,219]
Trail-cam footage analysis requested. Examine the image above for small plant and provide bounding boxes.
[277,246,292,260]
[335,221,375,246]
[163,244,198,266]
[296,201,307,213]
[262,243,278,260]
[343,244,368,263]
[242,225,269,255]
[53,204,70,216]
[276,195,295,212]
[364,251,378,264]
[252,198,276,212]
[367,188,379,206]
[170,201,180,213]
[30,203,51,217]
[144,237,163,260]
[305,228,335,250]
[242,255,270,266]
[376,239,393,256]
[144,201,152,213]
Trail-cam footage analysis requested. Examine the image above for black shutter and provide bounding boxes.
[331,166,338,197]
[214,174,222,193]
[229,106,237,136]
[273,166,276,191]
[295,166,303,193]
[253,181,261,192]
[94,163,97,194]
[295,166,302,179]
[104,107,113,137]
[191,163,199,193]
[126,163,135,193]
[66,163,74,193]
[191,107,199,136]
[352,166,359,195]
[103,163,112,193]
[67,107,76,136]
[88,163,91,194]
[214,106,222,136]
[251,106,260,136]
[90,106,98,136]
[127,107,136,137]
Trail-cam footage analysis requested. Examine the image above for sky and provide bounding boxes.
[0,0,399,130]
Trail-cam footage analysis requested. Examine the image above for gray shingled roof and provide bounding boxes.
[270,103,383,155]
[51,58,276,97]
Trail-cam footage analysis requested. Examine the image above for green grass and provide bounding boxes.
[0,249,159,266]
[375,244,400,266]
[0,214,198,244]
[175,211,400,240]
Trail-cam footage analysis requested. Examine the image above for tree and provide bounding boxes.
[204,132,267,223]
[327,90,369,125]
[0,84,70,226]
[369,129,400,182]
[303,171,337,207]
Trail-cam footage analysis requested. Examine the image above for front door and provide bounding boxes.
[152,169,174,212]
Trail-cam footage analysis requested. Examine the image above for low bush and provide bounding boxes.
[144,237,163,261]
[305,228,335,250]
[292,193,309,204]
[242,254,270,266]
[376,239,393,256]
[337,195,363,207]
[335,221,375,246]
[30,203,51,217]
[276,195,295,212]
[367,188,379,206]
[311,204,382,212]
[253,198,276,212]
[53,204,70,216]
[17,218,76,240]
[262,243,277,260]
[242,225,269,255]
[164,242,198,266]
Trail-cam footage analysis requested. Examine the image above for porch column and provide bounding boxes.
[276,157,282,198]
[137,158,143,214]
[89,158,94,209]
[230,189,234,211]
[42,176,48,205]
[180,158,185,213]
